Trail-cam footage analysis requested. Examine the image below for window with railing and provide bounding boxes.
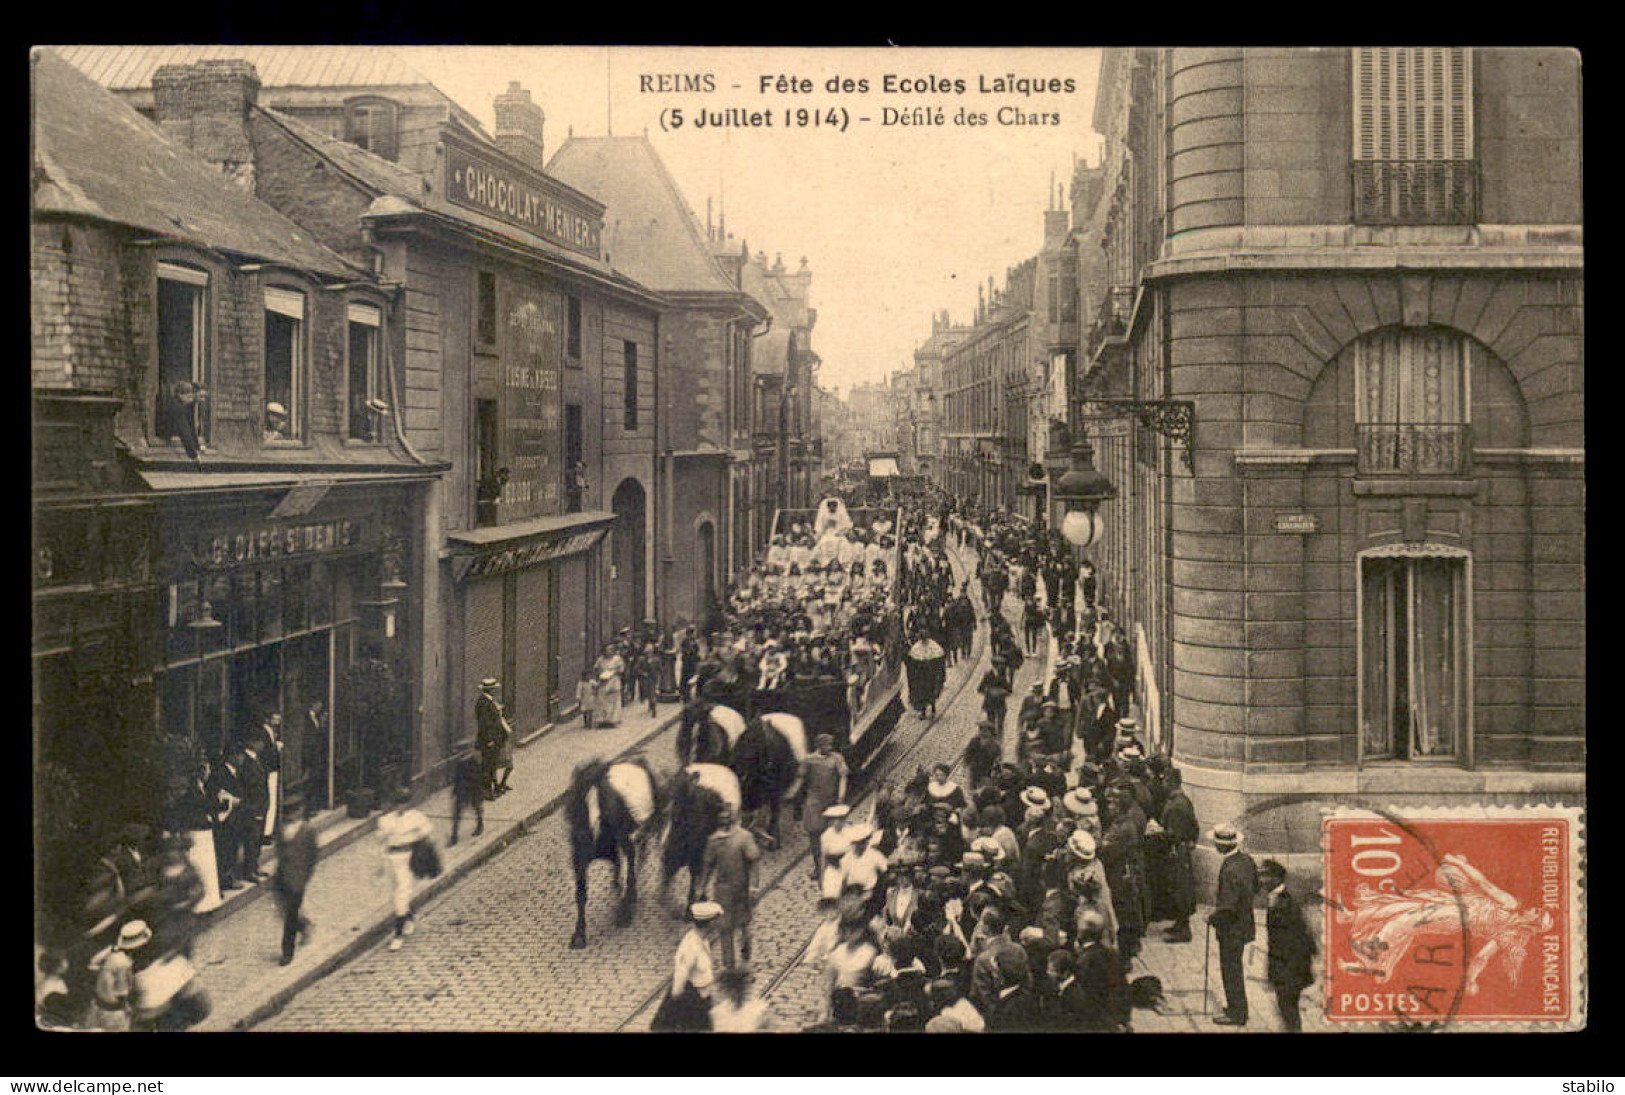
[1352,48,1476,225]
[1353,326,1472,476]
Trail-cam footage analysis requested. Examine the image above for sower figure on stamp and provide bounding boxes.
[1260,858,1315,1032]
[1208,823,1257,1026]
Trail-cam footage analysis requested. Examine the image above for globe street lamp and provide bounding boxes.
[1052,428,1117,549]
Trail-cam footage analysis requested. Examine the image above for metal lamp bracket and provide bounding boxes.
[1078,399,1196,472]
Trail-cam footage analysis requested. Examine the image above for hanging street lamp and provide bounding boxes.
[1051,427,1117,549]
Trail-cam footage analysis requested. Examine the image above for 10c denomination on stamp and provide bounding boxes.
[1323,805,1584,1029]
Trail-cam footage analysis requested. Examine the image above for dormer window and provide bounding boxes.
[263,287,306,442]
[345,96,400,162]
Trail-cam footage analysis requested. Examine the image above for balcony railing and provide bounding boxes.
[1356,422,1470,476]
[1352,159,1479,226]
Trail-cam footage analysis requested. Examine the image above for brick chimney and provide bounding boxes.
[493,82,546,172]
[151,60,261,192]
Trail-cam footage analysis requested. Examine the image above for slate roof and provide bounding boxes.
[31,48,360,278]
[56,45,491,138]
[61,44,426,92]
[547,136,754,301]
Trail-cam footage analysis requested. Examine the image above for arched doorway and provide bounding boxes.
[696,520,717,625]
[610,478,646,635]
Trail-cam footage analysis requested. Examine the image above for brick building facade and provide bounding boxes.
[31,47,441,920]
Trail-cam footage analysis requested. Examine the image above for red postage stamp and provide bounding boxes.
[1322,806,1585,1028]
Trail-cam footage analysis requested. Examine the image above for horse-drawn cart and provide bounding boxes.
[707,497,905,771]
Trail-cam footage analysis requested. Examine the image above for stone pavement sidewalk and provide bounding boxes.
[1128,903,1331,1033]
[187,693,684,1031]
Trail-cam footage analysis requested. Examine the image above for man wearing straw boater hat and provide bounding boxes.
[1207,822,1257,1026]
[475,677,513,800]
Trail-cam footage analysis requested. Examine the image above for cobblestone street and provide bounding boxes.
[261,544,1000,1031]
[255,542,1328,1033]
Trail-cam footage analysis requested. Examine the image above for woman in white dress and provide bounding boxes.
[378,787,433,951]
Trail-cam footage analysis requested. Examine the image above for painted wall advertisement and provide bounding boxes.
[501,280,563,521]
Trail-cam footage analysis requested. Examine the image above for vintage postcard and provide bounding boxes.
[32,45,1582,1034]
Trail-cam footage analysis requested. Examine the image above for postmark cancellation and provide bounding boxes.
[1322,805,1585,1030]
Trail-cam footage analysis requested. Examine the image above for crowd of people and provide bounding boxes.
[654,492,1220,1032]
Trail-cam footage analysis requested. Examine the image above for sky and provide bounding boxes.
[396,47,1104,396]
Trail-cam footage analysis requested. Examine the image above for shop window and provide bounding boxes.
[259,568,284,643]
[347,302,384,442]
[476,271,498,349]
[1353,327,1471,476]
[263,287,306,442]
[310,560,334,627]
[345,97,400,162]
[155,262,209,450]
[623,340,639,430]
[229,569,259,648]
[1360,553,1468,762]
[566,295,582,361]
[284,563,311,634]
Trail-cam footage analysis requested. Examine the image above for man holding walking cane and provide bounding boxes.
[1207,823,1257,1026]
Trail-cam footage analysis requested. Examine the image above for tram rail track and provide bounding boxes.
[613,533,1001,1030]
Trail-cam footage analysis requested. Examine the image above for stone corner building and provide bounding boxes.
[1084,47,1583,856]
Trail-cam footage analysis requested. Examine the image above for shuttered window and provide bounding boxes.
[345,98,400,162]
[1352,48,1476,224]
[1354,47,1472,161]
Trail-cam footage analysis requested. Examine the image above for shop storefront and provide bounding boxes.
[447,512,613,737]
[150,476,431,812]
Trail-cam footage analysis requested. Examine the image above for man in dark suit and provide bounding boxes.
[1158,768,1200,942]
[982,946,1041,1032]
[1208,823,1257,1026]
[475,678,513,799]
[1260,858,1316,1032]
[272,794,318,966]
[1072,909,1130,1032]
[245,712,283,845]
[447,739,485,846]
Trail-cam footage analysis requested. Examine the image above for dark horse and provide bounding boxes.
[566,755,665,950]
[660,762,740,915]
[695,706,805,849]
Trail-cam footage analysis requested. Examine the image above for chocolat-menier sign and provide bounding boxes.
[445,143,601,258]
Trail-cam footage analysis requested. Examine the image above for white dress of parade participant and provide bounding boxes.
[819,805,853,901]
[840,822,889,898]
[813,497,855,540]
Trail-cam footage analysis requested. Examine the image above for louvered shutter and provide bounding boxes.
[513,566,552,730]
[346,99,400,162]
[1353,48,1474,222]
[463,577,504,740]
